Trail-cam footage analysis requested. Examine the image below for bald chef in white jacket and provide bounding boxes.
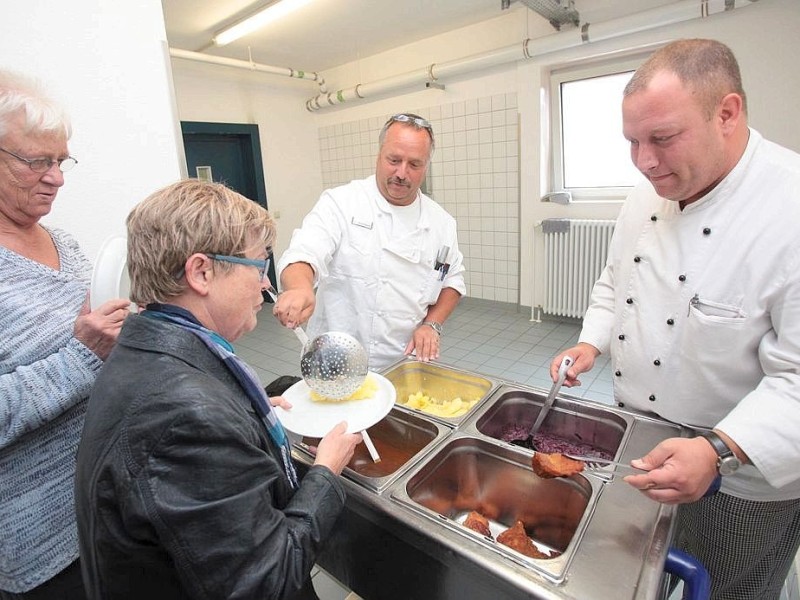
[275,113,465,371]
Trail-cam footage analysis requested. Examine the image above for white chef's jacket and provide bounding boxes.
[580,129,800,501]
[277,175,466,371]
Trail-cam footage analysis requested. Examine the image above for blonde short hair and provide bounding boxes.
[126,179,276,305]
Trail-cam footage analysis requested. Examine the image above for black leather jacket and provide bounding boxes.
[75,315,346,599]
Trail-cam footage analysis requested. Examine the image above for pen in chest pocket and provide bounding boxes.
[434,245,450,280]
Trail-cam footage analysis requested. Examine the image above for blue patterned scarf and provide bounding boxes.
[143,303,298,488]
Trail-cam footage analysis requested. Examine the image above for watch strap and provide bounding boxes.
[702,430,733,459]
[702,430,741,476]
[422,320,442,335]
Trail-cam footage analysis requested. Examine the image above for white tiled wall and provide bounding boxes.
[318,93,520,304]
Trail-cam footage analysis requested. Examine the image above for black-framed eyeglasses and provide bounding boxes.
[0,147,78,173]
[387,113,432,131]
[206,254,271,283]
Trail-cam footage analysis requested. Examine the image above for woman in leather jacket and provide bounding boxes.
[75,179,362,600]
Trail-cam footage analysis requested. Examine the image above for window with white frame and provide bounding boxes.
[550,56,647,202]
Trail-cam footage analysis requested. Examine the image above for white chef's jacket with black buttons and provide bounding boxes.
[580,129,800,501]
[277,175,466,371]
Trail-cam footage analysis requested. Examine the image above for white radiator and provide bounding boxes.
[539,218,616,320]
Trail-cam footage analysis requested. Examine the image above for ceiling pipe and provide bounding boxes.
[304,0,758,112]
[168,47,327,93]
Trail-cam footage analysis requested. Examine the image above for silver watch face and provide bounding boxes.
[718,455,741,476]
[426,321,442,334]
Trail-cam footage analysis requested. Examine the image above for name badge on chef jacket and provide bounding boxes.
[351,216,373,229]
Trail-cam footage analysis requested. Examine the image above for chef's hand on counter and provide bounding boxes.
[405,324,441,363]
[314,421,363,475]
[406,289,461,362]
[550,343,600,387]
[623,437,721,504]
[74,295,131,361]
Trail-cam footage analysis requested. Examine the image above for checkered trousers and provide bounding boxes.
[675,492,800,600]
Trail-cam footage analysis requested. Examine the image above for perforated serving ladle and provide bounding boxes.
[299,332,381,463]
[267,289,380,462]
[299,331,381,462]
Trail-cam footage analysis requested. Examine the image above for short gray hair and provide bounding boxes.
[378,113,435,154]
[0,70,72,140]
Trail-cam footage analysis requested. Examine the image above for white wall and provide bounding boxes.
[171,0,800,311]
[170,59,324,257]
[170,8,535,261]
[6,0,795,305]
[516,0,800,308]
[0,0,183,262]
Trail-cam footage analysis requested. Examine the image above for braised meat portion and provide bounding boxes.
[497,520,548,559]
[531,452,584,478]
[463,510,492,538]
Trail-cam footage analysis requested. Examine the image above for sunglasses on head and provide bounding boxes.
[386,113,432,131]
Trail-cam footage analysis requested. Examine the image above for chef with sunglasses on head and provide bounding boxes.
[275,113,465,370]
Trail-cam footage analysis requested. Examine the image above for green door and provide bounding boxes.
[181,121,276,291]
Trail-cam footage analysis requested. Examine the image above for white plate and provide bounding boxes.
[275,372,396,438]
[91,235,130,310]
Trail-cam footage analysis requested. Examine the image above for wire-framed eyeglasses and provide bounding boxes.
[206,254,271,282]
[0,147,78,173]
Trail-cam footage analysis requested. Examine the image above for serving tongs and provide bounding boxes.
[564,455,646,474]
[526,355,574,440]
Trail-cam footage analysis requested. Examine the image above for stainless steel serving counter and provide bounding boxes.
[292,361,688,600]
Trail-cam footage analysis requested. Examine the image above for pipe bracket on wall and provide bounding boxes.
[581,22,590,42]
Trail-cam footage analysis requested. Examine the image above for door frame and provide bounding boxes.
[180,121,269,209]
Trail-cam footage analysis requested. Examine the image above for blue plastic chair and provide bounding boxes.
[664,548,711,600]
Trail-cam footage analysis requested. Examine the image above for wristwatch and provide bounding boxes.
[701,430,741,476]
[422,320,443,335]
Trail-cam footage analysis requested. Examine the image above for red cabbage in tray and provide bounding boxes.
[500,424,613,461]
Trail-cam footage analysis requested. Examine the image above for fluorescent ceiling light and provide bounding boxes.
[213,0,313,46]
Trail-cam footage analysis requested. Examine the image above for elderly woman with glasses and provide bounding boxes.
[275,112,466,371]
[75,179,361,600]
[0,70,130,600]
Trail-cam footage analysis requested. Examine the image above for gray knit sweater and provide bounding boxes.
[0,227,103,593]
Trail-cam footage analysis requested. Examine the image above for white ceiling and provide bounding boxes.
[161,0,682,73]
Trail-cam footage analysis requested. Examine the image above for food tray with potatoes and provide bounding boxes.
[304,377,690,600]
[380,359,498,426]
